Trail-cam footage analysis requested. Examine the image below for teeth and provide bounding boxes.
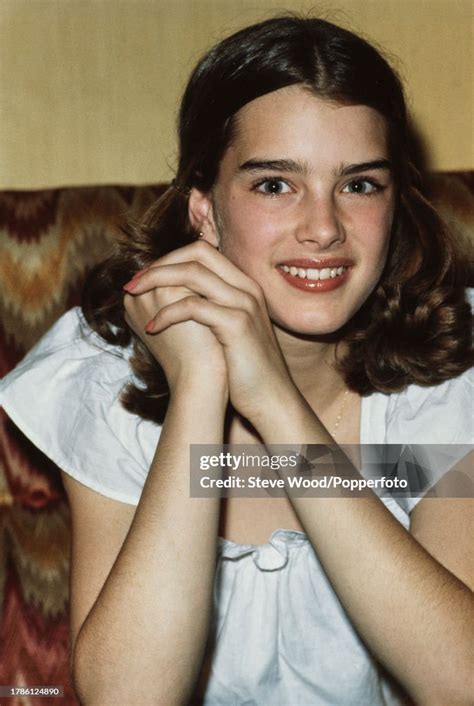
[281,264,348,280]
[306,268,319,280]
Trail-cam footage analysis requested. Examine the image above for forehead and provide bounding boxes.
[226,85,389,169]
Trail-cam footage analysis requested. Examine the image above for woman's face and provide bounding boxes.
[204,85,396,335]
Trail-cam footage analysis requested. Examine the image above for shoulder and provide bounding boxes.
[0,307,161,505]
[0,307,134,415]
[385,368,473,444]
[363,366,473,445]
[363,369,473,518]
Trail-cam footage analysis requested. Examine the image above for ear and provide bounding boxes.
[188,188,219,247]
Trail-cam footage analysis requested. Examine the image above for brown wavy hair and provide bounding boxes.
[82,15,472,425]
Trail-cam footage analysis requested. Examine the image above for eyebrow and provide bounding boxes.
[238,158,392,176]
[239,159,309,174]
[338,159,392,176]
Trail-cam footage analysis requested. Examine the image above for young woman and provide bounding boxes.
[0,15,472,706]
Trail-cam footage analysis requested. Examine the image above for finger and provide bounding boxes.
[129,240,264,302]
[145,295,249,345]
[124,261,257,313]
[123,284,198,338]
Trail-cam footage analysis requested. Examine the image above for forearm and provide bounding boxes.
[74,381,227,706]
[254,387,473,706]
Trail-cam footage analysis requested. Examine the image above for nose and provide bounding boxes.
[294,194,345,249]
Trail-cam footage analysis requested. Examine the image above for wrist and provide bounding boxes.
[171,374,229,409]
[247,380,333,446]
[245,379,305,433]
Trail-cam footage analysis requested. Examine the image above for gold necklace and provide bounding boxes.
[330,388,349,439]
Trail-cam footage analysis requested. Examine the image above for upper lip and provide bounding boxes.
[277,258,354,268]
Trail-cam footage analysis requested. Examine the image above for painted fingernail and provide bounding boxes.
[144,320,155,333]
[123,267,149,290]
[123,279,139,291]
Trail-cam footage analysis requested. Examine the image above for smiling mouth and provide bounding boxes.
[276,259,353,292]
[279,264,348,281]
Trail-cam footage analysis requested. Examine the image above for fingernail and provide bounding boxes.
[144,320,155,333]
[123,267,149,290]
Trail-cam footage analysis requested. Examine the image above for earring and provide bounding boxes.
[198,230,204,238]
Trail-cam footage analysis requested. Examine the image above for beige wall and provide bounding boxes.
[0,0,471,189]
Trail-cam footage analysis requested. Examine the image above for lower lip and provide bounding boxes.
[277,267,351,293]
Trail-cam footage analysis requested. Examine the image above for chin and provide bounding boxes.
[272,309,352,338]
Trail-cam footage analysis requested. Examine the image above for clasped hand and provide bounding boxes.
[123,240,293,422]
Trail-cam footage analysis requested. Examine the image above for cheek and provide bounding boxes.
[353,201,394,261]
[217,198,280,270]
[377,209,395,261]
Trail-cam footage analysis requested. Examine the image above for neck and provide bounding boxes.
[273,324,345,395]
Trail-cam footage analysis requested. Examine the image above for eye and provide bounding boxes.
[253,178,292,196]
[342,178,385,195]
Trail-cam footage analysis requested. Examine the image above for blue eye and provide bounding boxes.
[342,178,384,195]
[254,178,292,196]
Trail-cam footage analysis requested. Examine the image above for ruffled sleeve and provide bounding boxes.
[384,368,473,514]
[0,307,161,505]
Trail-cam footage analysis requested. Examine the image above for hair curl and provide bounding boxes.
[82,15,472,425]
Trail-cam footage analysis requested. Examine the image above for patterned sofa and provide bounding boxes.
[0,174,472,705]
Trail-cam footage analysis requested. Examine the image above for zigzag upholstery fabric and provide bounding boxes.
[0,185,165,706]
[0,176,472,705]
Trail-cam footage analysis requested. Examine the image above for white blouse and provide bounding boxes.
[0,307,472,706]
